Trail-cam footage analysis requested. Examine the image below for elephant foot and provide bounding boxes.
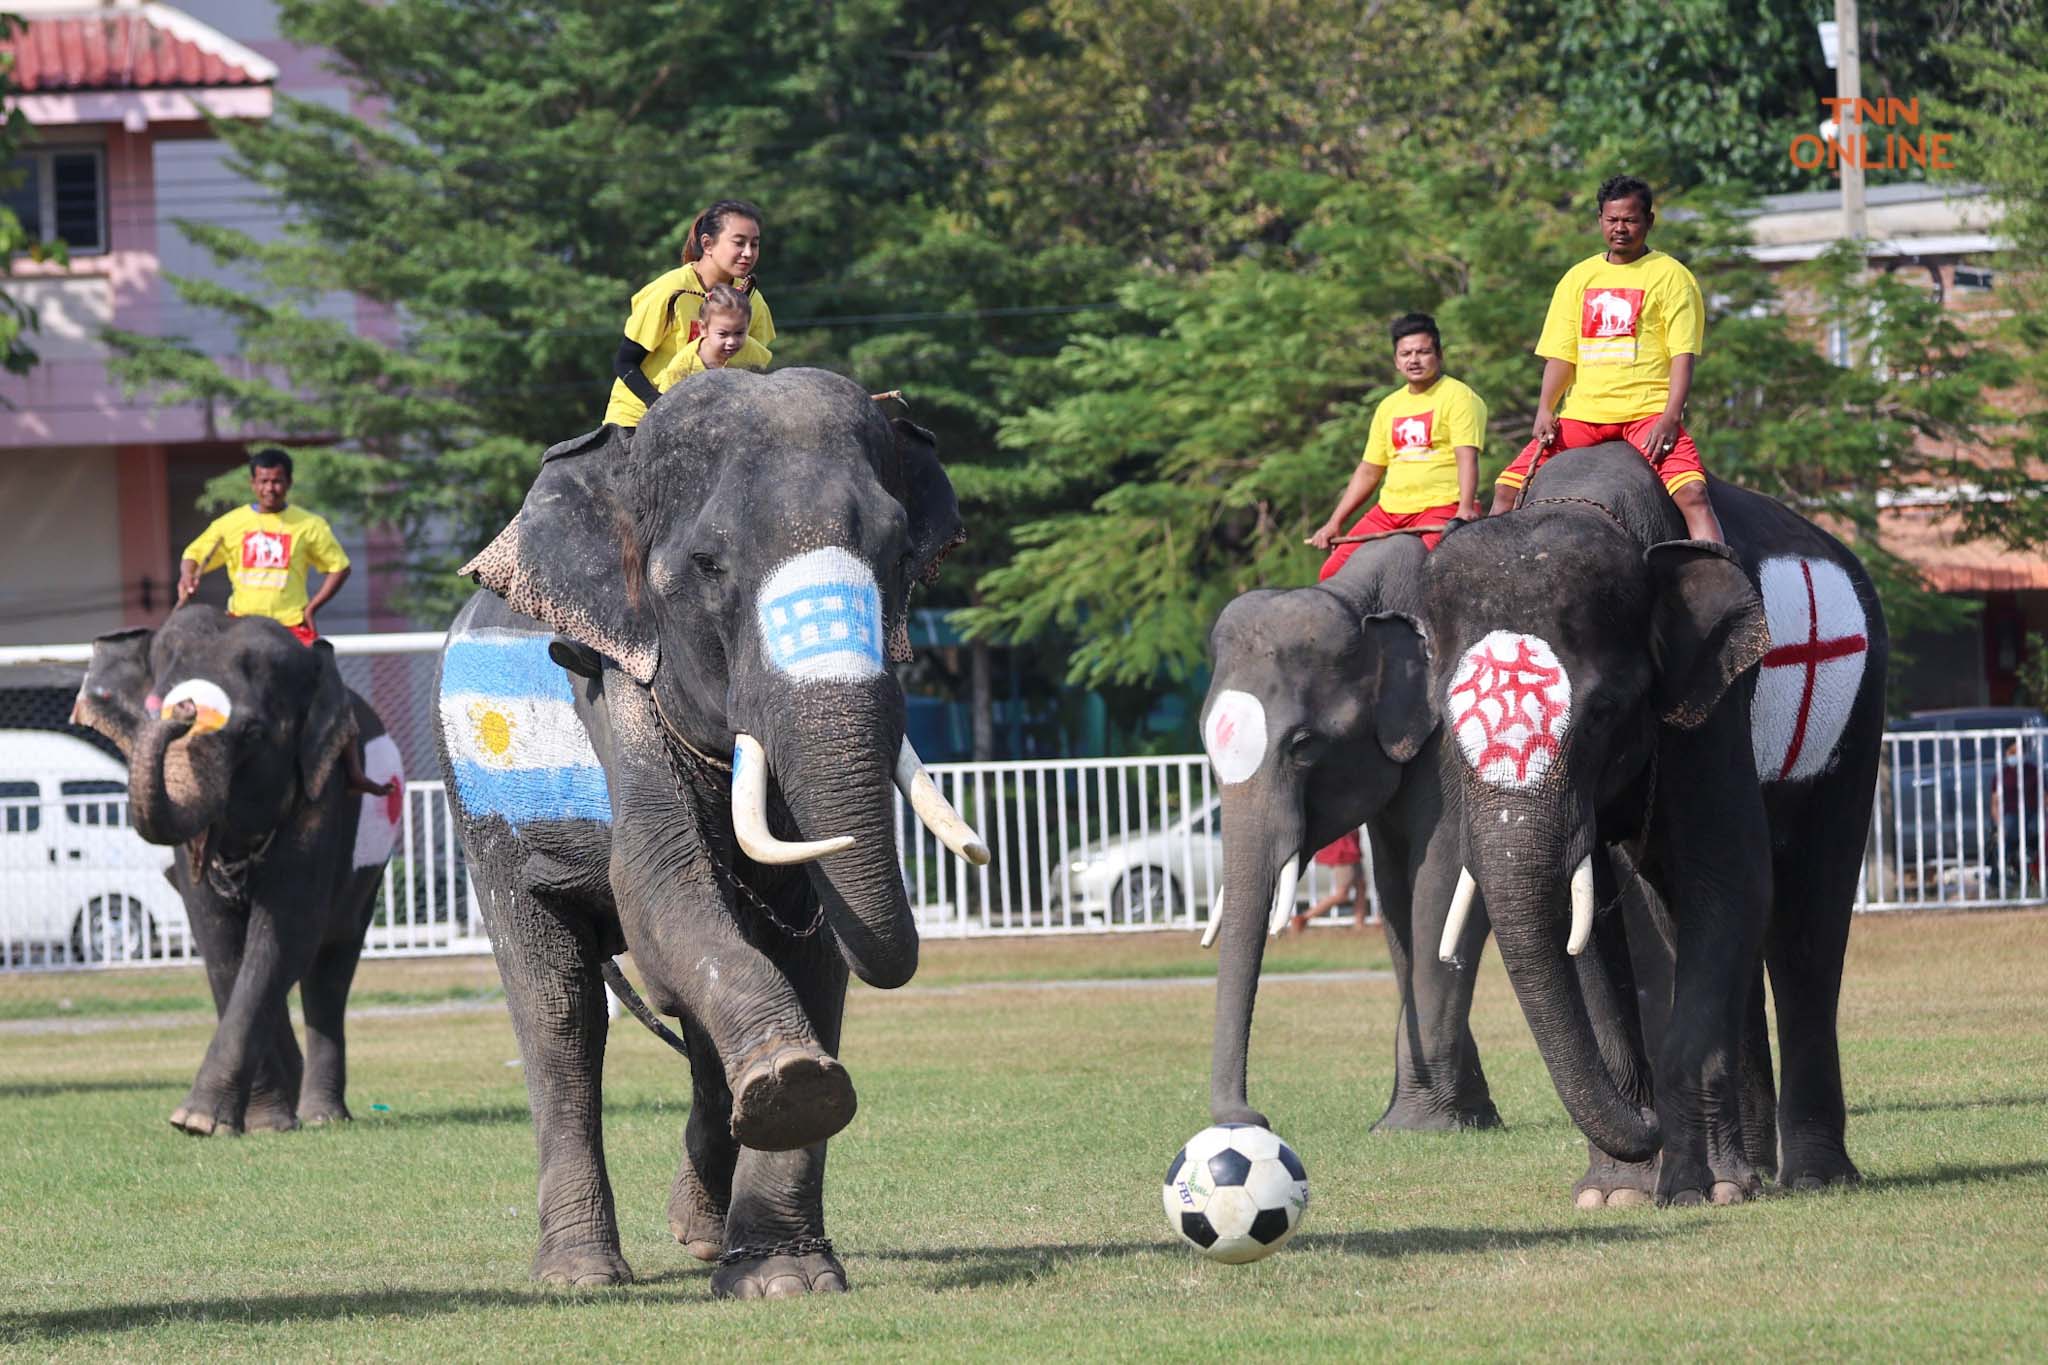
[243,1096,301,1133]
[1572,1146,1656,1208]
[1373,1097,1503,1134]
[169,1101,244,1138]
[1778,1150,1860,1194]
[668,1164,729,1262]
[299,1101,352,1126]
[531,1244,633,1288]
[1211,1103,1271,1130]
[729,1044,856,1153]
[710,1242,847,1300]
[1655,1149,1762,1207]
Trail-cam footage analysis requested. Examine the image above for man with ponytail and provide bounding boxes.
[603,200,776,430]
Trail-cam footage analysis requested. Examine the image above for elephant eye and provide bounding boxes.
[691,552,724,576]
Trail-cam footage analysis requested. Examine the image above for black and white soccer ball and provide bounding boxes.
[1161,1124,1309,1263]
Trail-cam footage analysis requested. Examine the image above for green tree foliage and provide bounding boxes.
[106,0,1013,612]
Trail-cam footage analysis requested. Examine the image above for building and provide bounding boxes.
[1745,182,2045,709]
[0,0,399,647]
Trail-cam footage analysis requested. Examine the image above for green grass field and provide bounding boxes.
[2,912,2044,1360]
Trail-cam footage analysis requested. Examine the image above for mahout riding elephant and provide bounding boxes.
[1416,442,1886,1205]
[72,606,403,1134]
[438,368,984,1298]
[1200,534,1501,1136]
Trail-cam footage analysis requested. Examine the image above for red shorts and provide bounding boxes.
[1496,416,1705,496]
[1312,831,1362,867]
[1318,501,1460,581]
[232,612,318,647]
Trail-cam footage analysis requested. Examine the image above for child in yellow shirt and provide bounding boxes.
[653,284,772,389]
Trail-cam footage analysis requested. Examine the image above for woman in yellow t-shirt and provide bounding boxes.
[603,199,777,430]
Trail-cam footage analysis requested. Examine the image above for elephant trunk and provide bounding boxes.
[128,710,219,847]
[1473,810,1660,1161]
[758,678,920,990]
[1207,784,1302,1127]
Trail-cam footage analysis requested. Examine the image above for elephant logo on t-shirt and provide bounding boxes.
[1392,412,1434,454]
[241,530,292,570]
[1582,289,1643,339]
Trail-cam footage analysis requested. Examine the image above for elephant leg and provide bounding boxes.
[487,875,630,1288]
[1764,812,1862,1192]
[172,897,319,1138]
[1738,968,1778,1178]
[668,1012,737,1260]
[1573,880,1658,1207]
[1650,724,1770,1207]
[245,994,305,1132]
[1377,871,1499,1131]
[711,933,850,1299]
[298,912,370,1125]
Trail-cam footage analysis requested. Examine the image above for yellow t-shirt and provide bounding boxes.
[602,263,776,428]
[653,334,774,390]
[1536,249,1704,423]
[181,504,349,627]
[1361,376,1487,514]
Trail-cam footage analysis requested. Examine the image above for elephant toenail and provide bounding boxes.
[1574,1188,1606,1210]
[762,1275,807,1298]
[1709,1181,1745,1206]
[812,1271,847,1293]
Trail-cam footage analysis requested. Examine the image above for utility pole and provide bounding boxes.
[1835,0,1866,241]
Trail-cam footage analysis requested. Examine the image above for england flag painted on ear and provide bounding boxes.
[438,628,612,826]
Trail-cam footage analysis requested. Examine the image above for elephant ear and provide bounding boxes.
[298,640,359,801]
[1364,611,1433,762]
[71,627,155,757]
[887,417,965,663]
[461,427,660,685]
[1646,540,1771,729]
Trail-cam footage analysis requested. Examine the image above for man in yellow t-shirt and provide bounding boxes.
[1309,313,1486,580]
[177,449,351,646]
[1492,174,1723,542]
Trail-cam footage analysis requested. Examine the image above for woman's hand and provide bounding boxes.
[1307,519,1344,551]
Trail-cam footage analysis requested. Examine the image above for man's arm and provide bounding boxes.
[176,557,202,603]
[1308,463,1385,550]
[302,564,351,629]
[1640,353,1695,464]
[1530,357,1574,449]
[1453,446,1481,521]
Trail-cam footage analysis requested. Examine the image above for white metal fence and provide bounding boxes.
[2,635,2043,972]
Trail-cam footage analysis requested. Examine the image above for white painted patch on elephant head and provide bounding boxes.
[1204,689,1268,785]
[757,547,884,682]
[1446,631,1572,789]
[160,678,232,735]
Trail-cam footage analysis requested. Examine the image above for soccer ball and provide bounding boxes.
[1161,1124,1309,1263]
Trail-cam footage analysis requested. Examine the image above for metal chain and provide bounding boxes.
[715,1234,836,1267]
[659,725,830,941]
[1520,495,1633,535]
[200,828,278,904]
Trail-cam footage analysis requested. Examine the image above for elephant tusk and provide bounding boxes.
[893,738,990,866]
[1567,855,1596,956]
[1265,857,1302,938]
[731,734,856,865]
[1199,892,1225,949]
[1438,867,1478,965]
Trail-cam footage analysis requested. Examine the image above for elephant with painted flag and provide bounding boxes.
[433,369,983,1299]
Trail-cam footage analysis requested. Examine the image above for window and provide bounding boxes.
[3,146,105,254]
[61,778,126,827]
[0,779,40,834]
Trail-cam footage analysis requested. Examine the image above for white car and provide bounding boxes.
[0,729,188,965]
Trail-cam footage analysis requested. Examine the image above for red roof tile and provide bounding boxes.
[4,11,271,93]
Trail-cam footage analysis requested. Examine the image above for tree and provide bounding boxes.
[106,0,1015,616]
[0,12,67,379]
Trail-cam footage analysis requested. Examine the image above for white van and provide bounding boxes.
[0,729,188,966]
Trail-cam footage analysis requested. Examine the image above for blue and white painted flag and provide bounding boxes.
[438,628,611,826]
[757,547,884,682]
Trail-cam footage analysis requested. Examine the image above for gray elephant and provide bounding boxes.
[1200,534,1499,1136]
[72,607,403,1134]
[1417,442,1886,1205]
[436,369,984,1298]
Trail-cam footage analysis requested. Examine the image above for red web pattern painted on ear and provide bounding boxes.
[1447,632,1572,789]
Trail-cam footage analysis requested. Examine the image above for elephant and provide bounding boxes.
[1200,532,1501,1137]
[71,606,404,1134]
[436,368,984,1298]
[1416,441,1886,1205]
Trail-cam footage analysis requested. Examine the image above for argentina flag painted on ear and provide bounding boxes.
[757,547,884,682]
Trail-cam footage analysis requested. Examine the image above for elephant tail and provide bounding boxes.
[600,959,690,1060]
